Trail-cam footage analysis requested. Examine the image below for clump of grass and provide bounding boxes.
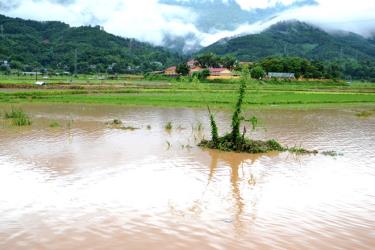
[177,125,186,130]
[4,108,31,126]
[166,141,171,149]
[196,121,203,132]
[165,121,172,131]
[118,126,140,131]
[199,65,315,154]
[355,111,373,118]
[107,119,139,131]
[322,150,342,157]
[288,146,318,155]
[49,121,60,128]
[111,119,123,125]
[199,135,286,153]
[181,144,193,150]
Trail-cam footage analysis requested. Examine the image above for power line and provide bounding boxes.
[0,25,4,39]
[74,49,78,76]
[340,47,343,59]
[284,43,288,56]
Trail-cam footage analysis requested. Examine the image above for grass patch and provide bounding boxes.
[0,79,375,109]
[117,126,140,131]
[355,111,373,118]
[3,108,31,126]
[165,122,172,131]
[106,119,139,131]
[199,135,285,153]
[322,150,342,157]
[288,146,318,154]
[49,121,60,128]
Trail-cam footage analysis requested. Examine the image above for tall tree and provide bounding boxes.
[176,62,190,76]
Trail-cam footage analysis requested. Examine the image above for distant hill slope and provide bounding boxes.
[200,21,375,62]
[0,14,182,73]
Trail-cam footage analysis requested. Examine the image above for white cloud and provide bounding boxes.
[276,0,375,36]
[1,0,375,50]
[234,0,300,10]
[1,0,198,46]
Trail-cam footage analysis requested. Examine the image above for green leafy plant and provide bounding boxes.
[199,65,315,154]
[207,106,219,146]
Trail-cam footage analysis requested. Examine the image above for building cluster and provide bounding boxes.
[163,60,239,80]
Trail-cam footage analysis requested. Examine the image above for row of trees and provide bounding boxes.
[194,53,238,69]
[174,53,239,76]
[258,57,339,79]
[187,53,375,81]
[258,57,375,80]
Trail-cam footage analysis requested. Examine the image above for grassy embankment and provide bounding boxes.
[1,74,375,108]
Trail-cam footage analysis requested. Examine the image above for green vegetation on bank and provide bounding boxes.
[1,85,375,108]
[0,73,375,108]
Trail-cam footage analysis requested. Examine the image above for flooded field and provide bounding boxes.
[0,104,374,250]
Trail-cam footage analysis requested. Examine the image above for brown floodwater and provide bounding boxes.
[0,104,374,250]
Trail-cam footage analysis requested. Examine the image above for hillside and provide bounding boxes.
[200,21,375,62]
[0,14,183,73]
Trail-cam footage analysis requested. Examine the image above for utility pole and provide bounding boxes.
[74,49,78,77]
[0,25,4,39]
[128,39,133,51]
[340,47,343,59]
[284,44,288,56]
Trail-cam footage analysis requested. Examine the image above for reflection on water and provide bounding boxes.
[0,104,374,250]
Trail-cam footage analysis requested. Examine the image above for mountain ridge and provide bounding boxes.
[199,20,375,62]
[0,14,182,73]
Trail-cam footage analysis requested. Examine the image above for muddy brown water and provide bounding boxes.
[0,104,374,250]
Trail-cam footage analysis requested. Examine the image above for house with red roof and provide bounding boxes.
[164,66,178,76]
[207,68,239,79]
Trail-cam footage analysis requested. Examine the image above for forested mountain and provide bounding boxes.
[201,21,375,62]
[0,14,183,74]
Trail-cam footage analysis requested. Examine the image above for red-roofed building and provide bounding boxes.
[208,68,239,79]
[187,59,197,68]
[189,66,203,75]
[209,68,232,76]
[164,66,177,76]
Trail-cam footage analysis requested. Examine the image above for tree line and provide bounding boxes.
[174,52,375,81]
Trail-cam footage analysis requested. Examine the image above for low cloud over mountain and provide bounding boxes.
[1,0,375,53]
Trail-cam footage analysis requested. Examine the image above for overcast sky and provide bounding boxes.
[1,0,375,50]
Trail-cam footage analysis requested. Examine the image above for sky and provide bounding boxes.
[1,0,375,52]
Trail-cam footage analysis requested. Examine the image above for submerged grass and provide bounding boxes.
[49,121,60,128]
[199,135,286,153]
[355,110,373,118]
[3,108,31,126]
[165,122,172,131]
